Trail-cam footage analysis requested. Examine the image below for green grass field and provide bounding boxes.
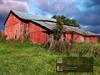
[0,40,99,75]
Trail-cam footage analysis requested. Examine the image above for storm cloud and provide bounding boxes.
[0,0,100,34]
[77,6,100,25]
[31,0,100,33]
[0,0,29,31]
[76,0,100,33]
[33,0,80,17]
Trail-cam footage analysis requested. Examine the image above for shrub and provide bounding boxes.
[0,35,7,42]
[49,40,70,54]
[92,44,100,58]
[66,43,86,56]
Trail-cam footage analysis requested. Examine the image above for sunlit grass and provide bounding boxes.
[0,40,99,75]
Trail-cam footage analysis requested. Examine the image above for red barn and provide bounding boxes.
[4,10,99,44]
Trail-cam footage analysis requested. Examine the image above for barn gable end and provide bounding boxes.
[5,12,22,40]
[4,11,50,43]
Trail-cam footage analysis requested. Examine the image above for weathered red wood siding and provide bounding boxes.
[18,22,29,41]
[66,32,72,42]
[65,32,98,43]
[5,14,21,40]
[29,22,49,44]
[84,36,98,43]
[73,34,85,42]
[92,37,98,43]
[66,32,84,42]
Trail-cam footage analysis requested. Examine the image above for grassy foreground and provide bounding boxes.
[0,40,99,75]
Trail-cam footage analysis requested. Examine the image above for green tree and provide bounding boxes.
[49,16,70,53]
[67,19,80,27]
[52,15,80,28]
[53,16,64,40]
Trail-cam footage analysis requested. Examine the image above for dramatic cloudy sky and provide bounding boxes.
[0,0,100,34]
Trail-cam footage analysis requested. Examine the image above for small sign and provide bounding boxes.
[56,57,93,72]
